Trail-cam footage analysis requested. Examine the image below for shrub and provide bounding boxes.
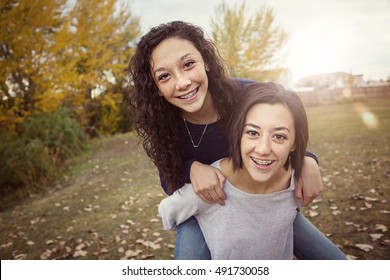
[22,108,86,162]
[0,108,86,208]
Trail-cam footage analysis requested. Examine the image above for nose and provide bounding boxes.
[175,74,191,90]
[255,137,271,155]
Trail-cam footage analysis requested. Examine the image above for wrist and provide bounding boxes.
[305,151,319,165]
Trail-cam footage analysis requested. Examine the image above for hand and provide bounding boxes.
[190,161,226,205]
[295,156,323,207]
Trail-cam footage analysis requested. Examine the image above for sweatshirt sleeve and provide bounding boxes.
[158,184,201,230]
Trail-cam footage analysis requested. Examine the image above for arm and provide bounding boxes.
[295,156,324,207]
[190,161,226,206]
[159,159,226,205]
[158,184,201,230]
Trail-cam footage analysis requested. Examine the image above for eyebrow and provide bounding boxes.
[244,123,290,132]
[153,53,194,75]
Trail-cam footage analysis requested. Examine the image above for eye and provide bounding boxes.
[184,60,195,69]
[245,129,259,137]
[158,73,170,81]
[273,133,287,142]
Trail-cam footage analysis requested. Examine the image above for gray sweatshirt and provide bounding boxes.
[158,159,300,259]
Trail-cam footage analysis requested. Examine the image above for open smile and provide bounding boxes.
[250,156,275,167]
[177,87,199,100]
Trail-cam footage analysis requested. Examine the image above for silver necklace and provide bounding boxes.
[183,118,208,148]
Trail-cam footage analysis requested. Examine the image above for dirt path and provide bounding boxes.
[0,133,175,260]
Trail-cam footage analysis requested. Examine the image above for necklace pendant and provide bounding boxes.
[183,118,208,148]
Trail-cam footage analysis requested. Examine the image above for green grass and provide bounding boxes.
[304,98,390,259]
[0,98,389,260]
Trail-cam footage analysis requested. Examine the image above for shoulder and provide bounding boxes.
[210,159,222,169]
[231,78,261,90]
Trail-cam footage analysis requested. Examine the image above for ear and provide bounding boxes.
[158,90,163,96]
[290,144,296,152]
[205,65,210,72]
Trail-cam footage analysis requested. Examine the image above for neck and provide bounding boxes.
[221,159,292,194]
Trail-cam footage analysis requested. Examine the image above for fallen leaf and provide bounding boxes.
[40,250,52,260]
[124,249,142,258]
[364,202,372,208]
[73,250,88,257]
[369,233,383,241]
[1,242,13,248]
[354,243,373,252]
[307,210,319,217]
[30,218,40,225]
[364,196,379,202]
[357,226,368,232]
[75,243,86,251]
[375,224,388,232]
[14,253,27,260]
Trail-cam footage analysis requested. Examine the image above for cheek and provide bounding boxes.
[194,67,208,82]
[276,146,292,160]
[240,138,253,158]
[157,83,173,98]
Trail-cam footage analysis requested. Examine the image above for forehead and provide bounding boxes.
[245,103,294,128]
[151,37,202,66]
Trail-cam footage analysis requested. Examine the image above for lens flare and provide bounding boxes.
[354,103,379,129]
[361,111,379,129]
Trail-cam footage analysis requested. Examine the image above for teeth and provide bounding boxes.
[251,157,273,166]
[178,89,197,99]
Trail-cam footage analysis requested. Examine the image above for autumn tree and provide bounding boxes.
[50,0,140,135]
[0,0,67,131]
[0,0,140,135]
[210,1,288,82]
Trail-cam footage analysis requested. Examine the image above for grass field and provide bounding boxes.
[0,97,389,260]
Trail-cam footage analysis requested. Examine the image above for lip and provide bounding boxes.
[176,87,199,102]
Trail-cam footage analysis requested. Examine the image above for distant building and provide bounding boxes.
[298,72,364,89]
[275,68,294,89]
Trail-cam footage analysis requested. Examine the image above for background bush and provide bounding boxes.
[0,108,86,208]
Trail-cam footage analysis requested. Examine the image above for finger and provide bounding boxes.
[302,195,314,207]
[208,189,225,206]
[215,171,227,201]
[198,192,214,204]
[294,178,304,204]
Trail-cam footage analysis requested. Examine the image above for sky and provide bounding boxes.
[131,0,390,82]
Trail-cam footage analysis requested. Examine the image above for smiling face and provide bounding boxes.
[150,37,213,122]
[239,103,296,188]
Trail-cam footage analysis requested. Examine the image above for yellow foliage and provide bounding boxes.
[210,1,288,81]
[0,0,140,135]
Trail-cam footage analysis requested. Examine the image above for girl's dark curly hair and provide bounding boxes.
[128,21,238,193]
